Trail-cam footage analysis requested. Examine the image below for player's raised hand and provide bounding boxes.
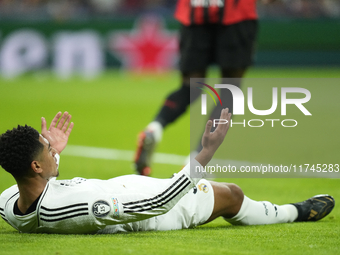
[41,111,74,154]
[201,108,231,153]
[196,108,231,167]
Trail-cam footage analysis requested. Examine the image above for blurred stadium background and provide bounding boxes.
[0,0,340,77]
[0,1,340,254]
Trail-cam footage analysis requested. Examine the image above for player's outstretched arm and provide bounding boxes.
[41,111,74,154]
[195,108,231,167]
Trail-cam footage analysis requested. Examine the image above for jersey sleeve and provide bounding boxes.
[0,185,22,230]
[0,190,10,224]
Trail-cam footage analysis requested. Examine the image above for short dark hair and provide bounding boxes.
[0,125,44,179]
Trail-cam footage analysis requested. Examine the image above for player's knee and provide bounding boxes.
[208,182,244,220]
[225,183,244,207]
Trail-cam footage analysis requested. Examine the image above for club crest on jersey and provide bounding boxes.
[92,200,111,218]
[198,183,209,193]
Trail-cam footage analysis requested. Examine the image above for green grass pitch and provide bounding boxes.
[0,67,339,255]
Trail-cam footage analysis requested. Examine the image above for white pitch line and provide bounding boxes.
[63,145,339,178]
[63,145,187,166]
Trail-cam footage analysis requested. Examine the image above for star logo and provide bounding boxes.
[109,16,178,72]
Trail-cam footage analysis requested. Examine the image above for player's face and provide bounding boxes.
[38,135,59,179]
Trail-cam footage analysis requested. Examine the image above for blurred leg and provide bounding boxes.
[134,24,212,175]
[154,70,206,128]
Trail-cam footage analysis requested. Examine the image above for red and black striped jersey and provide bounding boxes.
[175,0,258,26]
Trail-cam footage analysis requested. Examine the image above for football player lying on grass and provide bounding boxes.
[0,109,335,234]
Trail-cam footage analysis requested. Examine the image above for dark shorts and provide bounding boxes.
[179,20,258,73]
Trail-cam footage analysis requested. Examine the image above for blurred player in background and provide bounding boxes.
[134,0,276,175]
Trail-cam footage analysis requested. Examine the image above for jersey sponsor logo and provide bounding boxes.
[92,200,111,218]
[198,183,209,193]
[112,198,120,218]
[191,0,224,7]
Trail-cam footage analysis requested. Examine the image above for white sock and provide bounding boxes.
[146,121,163,143]
[225,196,298,225]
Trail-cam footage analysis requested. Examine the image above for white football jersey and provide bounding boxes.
[0,160,208,234]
